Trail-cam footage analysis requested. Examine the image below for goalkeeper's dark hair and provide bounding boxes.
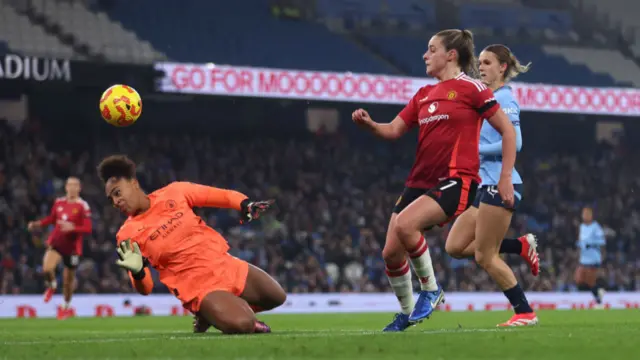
[97,155,136,183]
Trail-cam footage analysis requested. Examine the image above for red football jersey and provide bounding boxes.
[399,73,499,188]
[39,197,92,256]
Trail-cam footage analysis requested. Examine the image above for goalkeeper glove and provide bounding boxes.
[240,199,274,224]
[116,239,145,276]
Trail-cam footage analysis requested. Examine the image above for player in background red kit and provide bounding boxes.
[27,177,92,318]
[352,29,517,331]
[97,155,286,334]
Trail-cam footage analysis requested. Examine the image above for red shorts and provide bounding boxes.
[47,236,83,256]
[180,253,250,313]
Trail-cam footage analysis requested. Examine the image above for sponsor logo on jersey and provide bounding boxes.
[165,200,177,210]
[149,212,184,241]
[420,101,449,125]
[419,114,449,125]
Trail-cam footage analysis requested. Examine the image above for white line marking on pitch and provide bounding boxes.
[2,328,514,346]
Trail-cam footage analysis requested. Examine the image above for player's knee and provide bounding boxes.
[264,287,287,310]
[381,245,404,265]
[393,215,415,244]
[474,250,494,269]
[63,269,75,279]
[274,288,286,307]
[445,241,465,258]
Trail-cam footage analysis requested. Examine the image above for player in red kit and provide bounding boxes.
[27,176,92,318]
[353,29,517,331]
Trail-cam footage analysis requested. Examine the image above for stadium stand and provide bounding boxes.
[315,0,437,29]
[0,41,10,55]
[356,34,621,86]
[543,46,640,87]
[105,0,398,74]
[317,0,630,86]
[0,1,74,59]
[578,0,640,57]
[1,0,627,87]
[27,0,165,64]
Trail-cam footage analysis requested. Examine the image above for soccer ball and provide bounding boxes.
[99,84,142,127]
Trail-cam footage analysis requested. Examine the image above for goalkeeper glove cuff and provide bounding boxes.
[240,198,274,224]
[240,199,251,213]
[131,268,146,280]
[130,257,149,280]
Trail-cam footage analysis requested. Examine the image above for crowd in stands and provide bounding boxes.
[1,117,639,296]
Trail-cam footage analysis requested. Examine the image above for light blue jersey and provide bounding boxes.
[478,86,523,186]
[578,222,606,265]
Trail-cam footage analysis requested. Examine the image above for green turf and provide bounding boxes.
[0,310,636,359]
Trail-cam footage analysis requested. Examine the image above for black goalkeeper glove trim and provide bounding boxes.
[240,199,251,214]
[130,257,149,280]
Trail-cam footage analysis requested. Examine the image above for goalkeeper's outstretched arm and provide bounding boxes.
[177,181,247,210]
[175,181,273,223]
[128,267,154,295]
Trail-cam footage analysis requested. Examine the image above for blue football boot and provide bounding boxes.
[408,285,445,323]
[382,313,413,332]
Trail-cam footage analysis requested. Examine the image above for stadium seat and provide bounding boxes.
[0,2,74,59]
[580,0,639,46]
[458,4,573,33]
[579,0,640,60]
[0,41,10,55]
[543,46,640,87]
[29,0,166,64]
[450,0,522,4]
[359,34,618,86]
[315,0,436,27]
[105,0,397,74]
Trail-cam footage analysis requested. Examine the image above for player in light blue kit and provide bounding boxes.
[445,44,539,326]
[574,206,606,306]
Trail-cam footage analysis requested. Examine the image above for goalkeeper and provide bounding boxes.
[98,155,285,334]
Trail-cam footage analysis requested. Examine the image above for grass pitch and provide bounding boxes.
[0,310,637,359]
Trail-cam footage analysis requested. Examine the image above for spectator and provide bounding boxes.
[0,119,637,295]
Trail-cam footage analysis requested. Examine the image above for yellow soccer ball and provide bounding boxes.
[99,84,142,127]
